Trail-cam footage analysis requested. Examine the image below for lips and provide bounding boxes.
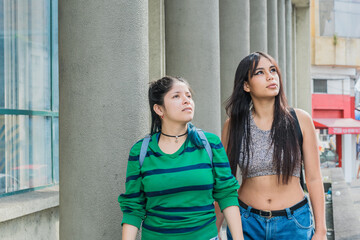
[182,107,193,112]
[267,83,278,88]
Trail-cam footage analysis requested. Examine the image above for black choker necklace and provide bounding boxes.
[161,131,188,143]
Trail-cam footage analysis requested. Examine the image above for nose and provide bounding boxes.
[182,95,190,104]
[266,71,274,81]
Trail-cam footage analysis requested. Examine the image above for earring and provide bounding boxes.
[249,100,253,111]
[161,115,164,119]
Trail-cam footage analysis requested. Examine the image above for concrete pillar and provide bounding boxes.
[165,0,221,135]
[59,1,149,240]
[267,0,278,60]
[285,0,293,105]
[295,7,311,113]
[292,6,298,107]
[250,0,267,53]
[149,0,165,81]
[342,134,356,182]
[278,0,287,92]
[219,0,250,126]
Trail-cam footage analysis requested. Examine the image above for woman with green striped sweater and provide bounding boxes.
[119,76,244,240]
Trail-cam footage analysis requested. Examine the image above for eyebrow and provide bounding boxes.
[171,91,191,94]
[255,65,276,71]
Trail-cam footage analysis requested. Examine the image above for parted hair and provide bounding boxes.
[148,76,204,148]
[225,52,301,184]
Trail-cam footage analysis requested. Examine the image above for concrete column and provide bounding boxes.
[165,0,221,135]
[278,0,286,92]
[250,0,267,53]
[267,0,278,60]
[342,134,356,182]
[285,0,293,105]
[292,6,298,107]
[295,7,311,113]
[59,1,149,240]
[149,0,165,81]
[219,0,250,127]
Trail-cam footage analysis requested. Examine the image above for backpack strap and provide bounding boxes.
[196,129,213,166]
[289,108,303,150]
[139,131,213,168]
[139,134,151,168]
[289,108,305,190]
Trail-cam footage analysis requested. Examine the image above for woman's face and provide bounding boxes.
[244,57,280,99]
[158,81,195,124]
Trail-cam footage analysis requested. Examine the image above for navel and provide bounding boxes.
[267,199,272,204]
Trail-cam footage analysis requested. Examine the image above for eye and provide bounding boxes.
[255,70,263,75]
[173,94,179,98]
[187,94,192,99]
[270,67,277,73]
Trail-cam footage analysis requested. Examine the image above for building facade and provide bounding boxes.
[310,0,360,182]
[1,0,311,239]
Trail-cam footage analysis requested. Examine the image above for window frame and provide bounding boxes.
[0,0,59,198]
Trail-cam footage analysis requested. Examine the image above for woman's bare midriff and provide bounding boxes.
[238,175,305,211]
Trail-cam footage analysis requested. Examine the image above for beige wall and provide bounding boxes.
[311,0,360,67]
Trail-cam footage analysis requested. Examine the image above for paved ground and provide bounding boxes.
[322,168,360,240]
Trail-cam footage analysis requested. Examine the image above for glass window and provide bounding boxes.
[313,79,328,93]
[0,0,58,197]
[319,0,360,38]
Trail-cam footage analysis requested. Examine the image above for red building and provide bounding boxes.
[312,93,357,167]
[311,67,360,174]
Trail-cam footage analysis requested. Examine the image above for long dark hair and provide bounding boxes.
[225,52,301,184]
[148,76,204,148]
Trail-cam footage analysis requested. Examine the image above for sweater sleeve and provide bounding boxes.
[118,140,146,229]
[206,132,240,211]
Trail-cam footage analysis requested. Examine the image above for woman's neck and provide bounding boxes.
[161,122,188,136]
[251,98,275,120]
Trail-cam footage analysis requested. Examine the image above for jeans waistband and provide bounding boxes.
[238,197,308,218]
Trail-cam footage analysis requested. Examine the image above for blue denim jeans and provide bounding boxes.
[227,197,314,240]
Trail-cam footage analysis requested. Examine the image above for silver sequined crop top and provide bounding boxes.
[238,113,301,179]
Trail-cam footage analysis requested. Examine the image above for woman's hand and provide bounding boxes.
[311,229,327,240]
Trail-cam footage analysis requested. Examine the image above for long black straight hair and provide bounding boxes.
[148,76,204,148]
[225,52,301,184]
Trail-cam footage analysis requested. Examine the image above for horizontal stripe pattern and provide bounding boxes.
[126,174,141,182]
[119,131,239,239]
[213,162,230,168]
[143,163,212,177]
[146,212,188,220]
[152,203,214,212]
[142,216,216,234]
[145,184,214,197]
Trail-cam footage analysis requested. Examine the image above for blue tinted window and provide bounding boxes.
[0,0,58,197]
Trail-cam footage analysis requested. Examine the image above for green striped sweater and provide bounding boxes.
[118,132,239,240]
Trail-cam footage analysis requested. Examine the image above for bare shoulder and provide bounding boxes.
[223,118,230,130]
[293,108,314,133]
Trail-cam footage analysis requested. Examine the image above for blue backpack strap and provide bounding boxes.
[197,129,213,166]
[139,134,151,168]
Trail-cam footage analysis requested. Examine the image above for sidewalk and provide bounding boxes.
[322,168,360,240]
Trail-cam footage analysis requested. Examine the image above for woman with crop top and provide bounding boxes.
[216,52,326,240]
[119,76,244,240]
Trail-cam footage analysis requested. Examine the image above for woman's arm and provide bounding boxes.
[223,206,244,240]
[215,119,243,239]
[122,223,138,240]
[295,109,327,239]
[215,119,231,234]
[215,202,225,238]
[118,141,147,239]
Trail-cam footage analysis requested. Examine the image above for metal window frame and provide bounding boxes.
[0,0,59,198]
